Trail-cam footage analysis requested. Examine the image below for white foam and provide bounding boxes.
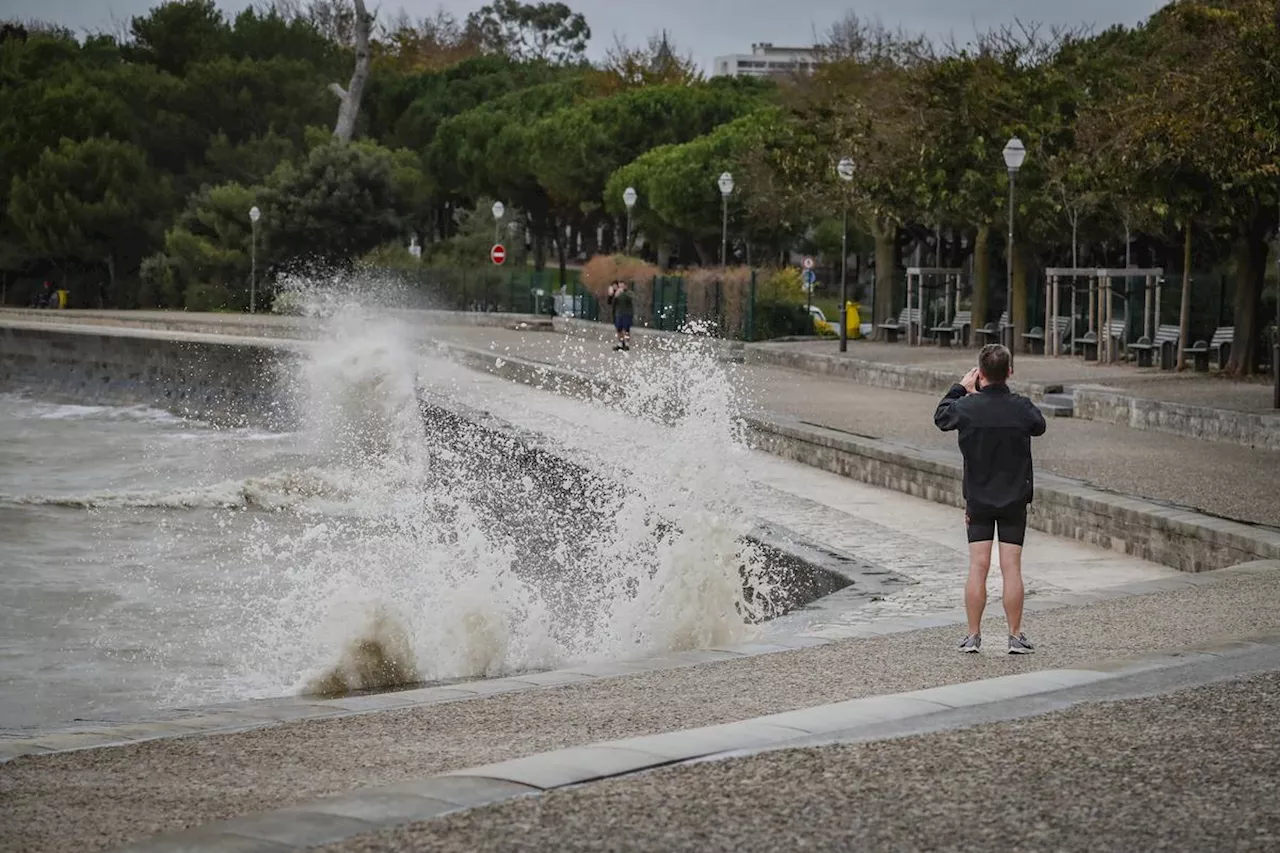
[180,284,777,700]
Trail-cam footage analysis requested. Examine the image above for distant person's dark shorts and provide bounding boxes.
[965,503,1028,547]
[614,313,632,332]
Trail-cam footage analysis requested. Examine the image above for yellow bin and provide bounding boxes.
[845,301,861,339]
[56,289,69,309]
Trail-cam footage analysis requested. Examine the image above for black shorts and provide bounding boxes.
[966,504,1028,547]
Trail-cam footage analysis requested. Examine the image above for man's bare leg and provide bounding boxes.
[998,541,1025,637]
[966,541,994,637]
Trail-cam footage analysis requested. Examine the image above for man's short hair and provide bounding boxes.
[978,344,1011,383]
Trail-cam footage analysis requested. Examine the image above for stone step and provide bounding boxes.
[1038,401,1074,418]
[1041,392,1076,409]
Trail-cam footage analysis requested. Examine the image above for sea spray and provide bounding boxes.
[169,281,783,700]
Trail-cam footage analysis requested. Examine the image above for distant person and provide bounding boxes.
[35,280,54,309]
[934,343,1046,655]
[607,280,633,351]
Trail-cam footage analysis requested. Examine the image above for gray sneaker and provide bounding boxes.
[958,634,981,653]
[1008,633,1035,655]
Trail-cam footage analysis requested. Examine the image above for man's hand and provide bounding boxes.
[960,368,980,394]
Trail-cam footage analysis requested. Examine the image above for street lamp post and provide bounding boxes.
[718,172,734,267]
[837,157,855,352]
[1002,137,1027,361]
[623,186,637,254]
[492,200,505,245]
[248,205,261,314]
[1274,225,1279,409]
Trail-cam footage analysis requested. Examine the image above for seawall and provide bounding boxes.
[5,317,1279,574]
[0,320,306,428]
[436,342,1280,574]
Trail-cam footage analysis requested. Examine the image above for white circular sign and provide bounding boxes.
[837,157,855,182]
[492,201,505,220]
[623,187,637,208]
[249,205,261,223]
[802,256,815,270]
[718,172,734,195]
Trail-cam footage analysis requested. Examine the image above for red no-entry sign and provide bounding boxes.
[491,244,506,265]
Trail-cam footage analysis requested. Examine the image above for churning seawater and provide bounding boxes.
[0,302,776,730]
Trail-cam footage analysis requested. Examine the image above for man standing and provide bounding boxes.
[934,344,1046,654]
[607,280,633,351]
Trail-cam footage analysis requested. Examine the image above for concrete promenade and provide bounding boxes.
[417,322,1280,528]
[14,308,1265,524]
[2,309,1279,852]
[5,572,1280,853]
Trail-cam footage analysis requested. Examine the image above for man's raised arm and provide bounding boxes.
[934,384,968,432]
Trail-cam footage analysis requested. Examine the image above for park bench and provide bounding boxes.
[1074,320,1125,361]
[1182,326,1233,372]
[1073,320,1124,361]
[972,311,1008,346]
[929,310,971,348]
[877,307,920,343]
[1023,316,1071,355]
[1129,324,1181,369]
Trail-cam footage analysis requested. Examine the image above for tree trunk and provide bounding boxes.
[106,254,116,308]
[1227,216,1269,377]
[553,218,568,286]
[329,0,372,142]
[657,240,672,270]
[1176,221,1193,370]
[871,218,896,338]
[972,224,991,327]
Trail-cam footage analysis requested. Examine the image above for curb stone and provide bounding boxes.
[103,630,1280,853]
[3,561,1275,765]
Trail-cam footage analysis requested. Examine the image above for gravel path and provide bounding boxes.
[4,571,1280,853]
[327,670,1280,853]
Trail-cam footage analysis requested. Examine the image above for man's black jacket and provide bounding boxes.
[934,382,1047,512]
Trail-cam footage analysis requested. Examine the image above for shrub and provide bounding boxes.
[184,282,233,312]
[759,266,806,303]
[753,299,814,340]
[582,254,661,324]
[138,254,180,308]
[684,265,754,337]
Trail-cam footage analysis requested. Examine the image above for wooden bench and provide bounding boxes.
[1073,320,1124,361]
[1129,324,1181,369]
[972,311,1008,346]
[930,310,971,348]
[877,308,920,343]
[1183,326,1233,372]
[1023,316,1071,355]
[1209,325,1234,370]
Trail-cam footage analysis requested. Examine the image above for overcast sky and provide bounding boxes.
[13,0,1167,71]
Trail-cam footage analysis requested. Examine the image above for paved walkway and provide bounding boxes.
[2,308,1277,853]
[421,324,1280,528]
[325,666,1280,853]
[771,338,1279,412]
[12,310,1275,523]
[417,354,1174,632]
[4,571,1279,853]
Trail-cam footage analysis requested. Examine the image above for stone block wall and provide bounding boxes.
[1073,386,1280,451]
[745,415,1280,573]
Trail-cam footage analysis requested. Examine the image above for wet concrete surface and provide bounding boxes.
[322,668,1280,853]
[3,571,1280,853]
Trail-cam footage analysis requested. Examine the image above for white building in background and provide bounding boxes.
[712,43,818,78]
